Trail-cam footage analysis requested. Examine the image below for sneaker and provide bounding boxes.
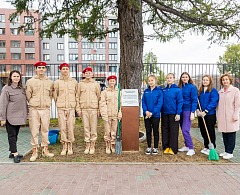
[186,149,195,156]
[223,153,233,159]
[164,148,169,154]
[152,148,158,155]
[145,147,152,155]
[201,148,208,154]
[220,152,226,157]
[201,148,210,155]
[168,148,174,155]
[178,146,189,152]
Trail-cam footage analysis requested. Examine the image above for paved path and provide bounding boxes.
[0,164,240,195]
[0,127,59,163]
[191,128,240,163]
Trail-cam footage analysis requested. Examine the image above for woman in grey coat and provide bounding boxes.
[0,70,28,163]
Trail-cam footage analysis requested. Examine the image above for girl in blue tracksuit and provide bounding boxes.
[178,72,198,156]
[196,75,219,155]
[142,74,163,155]
[161,73,183,154]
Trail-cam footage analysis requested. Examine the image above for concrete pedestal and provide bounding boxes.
[122,106,139,151]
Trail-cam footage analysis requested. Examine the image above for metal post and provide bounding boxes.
[223,64,226,74]
[150,63,152,74]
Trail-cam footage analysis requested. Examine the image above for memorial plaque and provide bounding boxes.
[122,89,138,107]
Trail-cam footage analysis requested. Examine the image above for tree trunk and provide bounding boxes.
[117,0,144,100]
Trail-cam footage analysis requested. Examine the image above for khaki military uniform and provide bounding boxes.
[76,78,100,142]
[99,87,122,144]
[53,76,77,143]
[25,75,53,148]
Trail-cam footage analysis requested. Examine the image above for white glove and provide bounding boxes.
[175,115,180,121]
[201,112,206,117]
[190,112,195,121]
[196,109,201,117]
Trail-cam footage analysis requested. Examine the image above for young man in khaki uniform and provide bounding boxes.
[53,63,77,155]
[99,75,122,154]
[25,61,54,161]
[76,67,101,154]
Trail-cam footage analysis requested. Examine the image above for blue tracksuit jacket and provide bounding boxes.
[181,83,198,112]
[162,84,183,115]
[142,86,163,118]
[197,88,219,115]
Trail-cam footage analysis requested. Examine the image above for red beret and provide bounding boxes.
[34,61,47,67]
[82,67,92,73]
[107,75,117,80]
[59,63,70,70]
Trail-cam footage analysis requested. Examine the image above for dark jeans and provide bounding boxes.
[161,114,179,154]
[6,120,20,153]
[198,113,216,149]
[222,132,236,154]
[144,117,160,148]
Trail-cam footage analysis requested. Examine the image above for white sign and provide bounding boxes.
[122,89,139,107]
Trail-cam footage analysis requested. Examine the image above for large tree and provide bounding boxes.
[11,0,240,99]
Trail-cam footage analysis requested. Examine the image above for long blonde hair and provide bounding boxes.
[178,72,197,89]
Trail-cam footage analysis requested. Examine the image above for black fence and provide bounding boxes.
[0,63,239,118]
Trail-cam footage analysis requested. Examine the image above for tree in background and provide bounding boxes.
[143,50,166,87]
[218,44,240,78]
[11,0,240,102]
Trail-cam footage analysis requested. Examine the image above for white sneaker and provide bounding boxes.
[201,148,210,155]
[223,153,233,159]
[186,149,195,156]
[220,152,226,157]
[178,146,189,152]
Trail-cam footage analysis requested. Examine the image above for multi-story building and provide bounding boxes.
[0,8,41,87]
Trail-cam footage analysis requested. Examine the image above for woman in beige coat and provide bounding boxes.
[216,73,239,159]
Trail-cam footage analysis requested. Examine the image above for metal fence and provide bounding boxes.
[0,63,239,118]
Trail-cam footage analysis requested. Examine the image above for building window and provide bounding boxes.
[11,15,20,23]
[109,66,118,72]
[57,54,64,61]
[0,29,5,35]
[11,41,21,48]
[10,28,20,35]
[26,65,34,72]
[109,42,117,49]
[69,54,78,61]
[0,53,6,59]
[69,42,78,49]
[43,43,49,50]
[109,54,117,61]
[82,42,105,49]
[25,53,35,60]
[25,30,34,35]
[11,53,21,60]
[109,19,117,26]
[43,54,50,61]
[57,34,63,38]
[82,54,106,61]
[25,41,34,48]
[57,43,64,50]
[24,16,34,35]
[0,40,6,47]
[108,32,117,38]
[12,65,22,71]
[0,15,5,22]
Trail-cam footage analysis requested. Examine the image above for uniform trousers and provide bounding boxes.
[198,113,216,149]
[58,109,75,143]
[144,117,160,148]
[29,107,50,148]
[161,114,179,154]
[222,132,236,154]
[6,120,20,153]
[104,119,118,144]
[180,111,193,149]
[82,110,98,142]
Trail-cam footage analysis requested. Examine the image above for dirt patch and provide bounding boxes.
[22,118,228,163]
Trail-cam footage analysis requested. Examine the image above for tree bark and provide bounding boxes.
[117,0,144,100]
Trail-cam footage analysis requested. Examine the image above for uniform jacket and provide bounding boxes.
[142,86,163,118]
[162,84,183,115]
[181,83,198,112]
[53,76,78,110]
[25,75,53,109]
[76,78,101,112]
[216,85,240,133]
[99,87,122,121]
[0,83,28,125]
[197,88,219,115]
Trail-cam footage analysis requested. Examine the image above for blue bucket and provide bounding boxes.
[48,130,59,145]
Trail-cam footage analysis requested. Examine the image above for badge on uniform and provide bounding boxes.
[99,97,101,101]
[52,88,55,92]
[25,86,27,90]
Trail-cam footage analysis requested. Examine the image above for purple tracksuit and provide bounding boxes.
[180,111,193,149]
